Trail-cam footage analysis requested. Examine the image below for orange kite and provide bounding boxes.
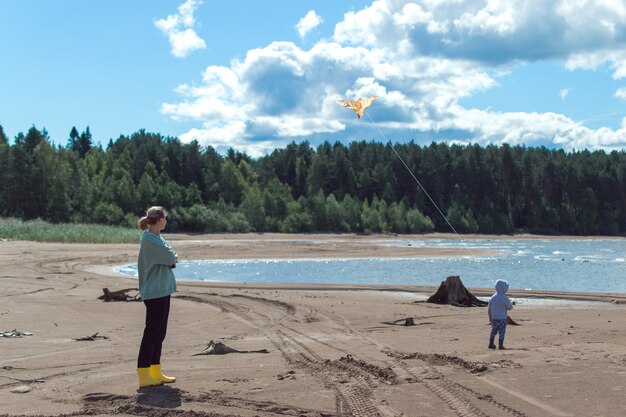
[337,95,378,119]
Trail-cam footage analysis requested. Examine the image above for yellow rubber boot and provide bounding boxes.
[137,367,163,388]
[150,364,176,383]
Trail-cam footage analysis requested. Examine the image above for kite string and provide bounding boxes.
[364,111,495,281]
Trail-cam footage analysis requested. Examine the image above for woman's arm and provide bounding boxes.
[145,236,178,266]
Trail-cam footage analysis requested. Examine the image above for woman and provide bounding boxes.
[136,206,178,388]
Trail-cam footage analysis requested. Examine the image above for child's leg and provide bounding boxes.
[498,321,507,349]
[488,320,498,348]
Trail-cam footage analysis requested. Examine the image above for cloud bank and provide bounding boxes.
[155,0,206,58]
[162,0,626,156]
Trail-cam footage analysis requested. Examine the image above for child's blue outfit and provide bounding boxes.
[488,279,513,349]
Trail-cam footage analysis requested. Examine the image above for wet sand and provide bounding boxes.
[1,233,626,417]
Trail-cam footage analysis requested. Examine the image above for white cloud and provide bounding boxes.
[169,29,206,58]
[449,107,626,151]
[560,88,570,99]
[296,10,323,38]
[615,87,626,100]
[155,0,206,58]
[179,124,279,157]
[566,49,626,79]
[335,0,626,69]
[162,0,626,154]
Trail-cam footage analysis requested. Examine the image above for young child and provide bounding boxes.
[488,279,514,350]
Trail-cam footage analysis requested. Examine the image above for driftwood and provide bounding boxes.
[98,288,140,302]
[193,340,269,356]
[382,318,435,326]
[74,332,109,341]
[10,386,32,394]
[506,316,520,326]
[0,329,33,338]
[426,276,488,307]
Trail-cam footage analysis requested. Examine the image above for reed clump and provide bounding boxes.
[0,218,140,244]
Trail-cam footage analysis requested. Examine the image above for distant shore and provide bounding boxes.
[165,231,626,241]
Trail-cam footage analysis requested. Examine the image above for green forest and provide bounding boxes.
[1,124,625,236]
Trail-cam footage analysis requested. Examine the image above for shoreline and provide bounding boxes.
[90,266,626,306]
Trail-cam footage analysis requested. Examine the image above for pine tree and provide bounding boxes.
[0,125,9,215]
[78,127,93,158]
[0,124,8,145]
[67,127,80,152]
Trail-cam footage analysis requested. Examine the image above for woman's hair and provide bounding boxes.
[138,206,168,230]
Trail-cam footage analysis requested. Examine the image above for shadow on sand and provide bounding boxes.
[137,385,182,408]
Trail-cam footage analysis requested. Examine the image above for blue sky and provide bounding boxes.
[2,0,626,156]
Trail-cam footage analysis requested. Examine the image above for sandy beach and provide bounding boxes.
[1,233,626,417]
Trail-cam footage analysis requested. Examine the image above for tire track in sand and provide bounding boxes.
[304,309,532,417]
[175,292,384,416]
[266,329,382,417]
[388,354,528,417]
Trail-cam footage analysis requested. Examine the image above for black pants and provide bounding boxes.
[137,295,171,368]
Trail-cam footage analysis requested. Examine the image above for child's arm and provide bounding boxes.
[505,297,514,311]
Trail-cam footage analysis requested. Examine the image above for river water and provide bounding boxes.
[117,238,625,293]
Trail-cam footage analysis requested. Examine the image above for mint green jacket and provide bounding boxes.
[137,231,178,300]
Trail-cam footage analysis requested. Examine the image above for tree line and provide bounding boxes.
[0,124,624,236]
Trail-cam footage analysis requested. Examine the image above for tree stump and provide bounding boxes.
[193,340,269,356]
[98,288,140,302]
[426,276,488,307]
